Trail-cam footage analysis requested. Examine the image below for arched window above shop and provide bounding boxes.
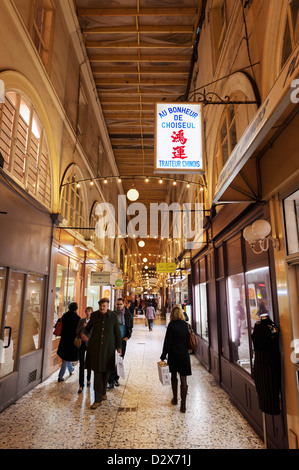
[281,0,299,70]
[60,171,87,239]
[0,90,52,209]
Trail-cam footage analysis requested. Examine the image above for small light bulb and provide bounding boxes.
[104,179,108,184]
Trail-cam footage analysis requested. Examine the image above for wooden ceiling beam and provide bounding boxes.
[98,89,180,95]
[83,25,195,34]
[104,113,154,119]
[89,54,191,62]
[78,8,197,17]
[96,77,187,86]
[92,66,189,75]
[103,108,154,115]
[100,97,162,103]
[86,41,192,49]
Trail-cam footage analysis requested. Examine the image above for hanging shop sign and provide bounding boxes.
[155,102,204,174]
[115,278,124,289]
[90,271,111,286]
[214,42,299,202]
[156,262,177,273]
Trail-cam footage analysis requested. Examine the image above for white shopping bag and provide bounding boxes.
[116,352,125,379]
[157,361,171,386]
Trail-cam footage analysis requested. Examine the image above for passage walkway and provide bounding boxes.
[0,317,263,450]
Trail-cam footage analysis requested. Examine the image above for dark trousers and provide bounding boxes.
[94,371,109,403]
[78,345,91,387]
[108,339,127,384]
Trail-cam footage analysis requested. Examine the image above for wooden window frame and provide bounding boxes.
[30,0,55,73]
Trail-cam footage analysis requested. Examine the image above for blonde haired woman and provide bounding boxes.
[160,305,191,413]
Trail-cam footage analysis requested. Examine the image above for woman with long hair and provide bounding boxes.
[160,305,191,413]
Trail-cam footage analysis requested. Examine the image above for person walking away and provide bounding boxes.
[81,298,122,409]
[57,302,80,382]
[145,302,156,331]
[107,298,133,389]
[76,306,93,393]
[160,305,191,413]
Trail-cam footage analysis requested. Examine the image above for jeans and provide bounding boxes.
[58,360,74,380]
[148,319,154,330]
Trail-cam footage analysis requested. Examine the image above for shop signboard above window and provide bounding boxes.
[156,263,177,273]
[155,102,203,174]
[284,189,299,256]
[90,271,111,286]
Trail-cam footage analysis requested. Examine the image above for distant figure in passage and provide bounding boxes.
[76,306,93,393]
[145,302,156,331]
[57,302,80,382]
[81,298,122,409]
[160,305,191,413]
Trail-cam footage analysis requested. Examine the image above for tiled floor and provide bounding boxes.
[0,317,264,450]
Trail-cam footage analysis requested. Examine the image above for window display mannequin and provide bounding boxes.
[251,312,281,415]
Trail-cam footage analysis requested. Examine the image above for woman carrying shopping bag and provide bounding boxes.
[160,305,191,413]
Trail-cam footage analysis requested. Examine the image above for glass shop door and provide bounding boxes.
[0,268,25,410]
[0,268,46,411]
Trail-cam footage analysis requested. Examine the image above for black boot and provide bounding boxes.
[171,375,178,405]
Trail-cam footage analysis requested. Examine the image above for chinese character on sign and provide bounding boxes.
[172,146,188,160]
[171,130,188,159]
[171,130,187,144]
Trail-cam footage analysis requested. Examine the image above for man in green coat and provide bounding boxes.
[81,298,122,409]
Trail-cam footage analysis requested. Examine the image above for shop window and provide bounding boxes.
[31,0,55,71]
[281,0,299,69]
[227,266,273,373]
[195,283,209,341]
[54,262,77,332]
[228,273,250,370]
[283,189,299,255]
[0,91,52,208]
[21,274,45,356]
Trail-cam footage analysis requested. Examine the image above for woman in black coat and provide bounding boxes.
[57,302,81,382]
[160,305,191,413]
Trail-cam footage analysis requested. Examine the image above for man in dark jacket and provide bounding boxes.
[107,297,133,389]
[81,298,122,409]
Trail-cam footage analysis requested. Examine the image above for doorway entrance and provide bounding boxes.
[0,267,46,411]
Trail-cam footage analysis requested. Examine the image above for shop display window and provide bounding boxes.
[21,273,45,355]
[87,273,100,311]
[227,266,273,373]
[195,283,208,341]
[53,263,77,333]
[227,273,250,370]
[284,189,299,255]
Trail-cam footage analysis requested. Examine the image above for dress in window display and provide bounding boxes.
[251,314,281,415]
